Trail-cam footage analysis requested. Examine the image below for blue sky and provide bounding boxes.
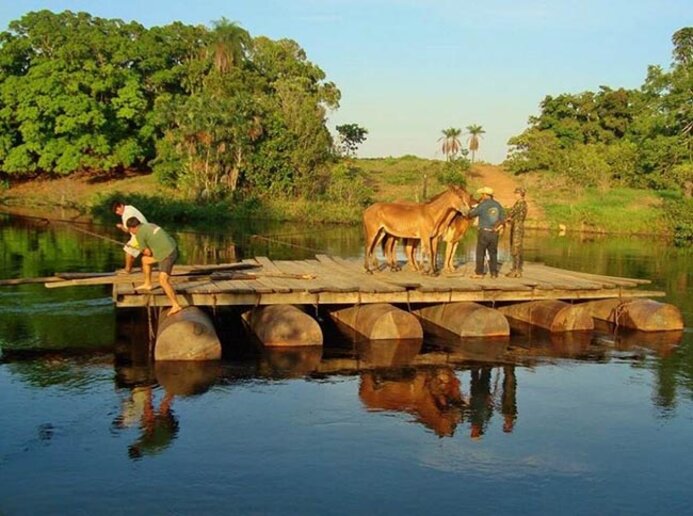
[1,1,690,163]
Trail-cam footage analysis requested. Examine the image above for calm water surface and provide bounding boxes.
[0,212,691,515]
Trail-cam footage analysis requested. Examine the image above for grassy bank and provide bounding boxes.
[1,158,690,243]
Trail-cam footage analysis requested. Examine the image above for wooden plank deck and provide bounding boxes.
[104,256,666,309]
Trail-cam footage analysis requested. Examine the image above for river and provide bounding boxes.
[0,212,691,515]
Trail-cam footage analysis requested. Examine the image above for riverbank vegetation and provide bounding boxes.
[0,11,690,244]
[504,27,692,244]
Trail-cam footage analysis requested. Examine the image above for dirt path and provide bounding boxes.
[468,163,544,221]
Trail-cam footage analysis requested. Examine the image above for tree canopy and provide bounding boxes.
[0,10,342,200]
[505,27,692,195]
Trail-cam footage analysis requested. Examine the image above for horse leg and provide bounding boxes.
[431,237,441,274]
[386,235,401,271]
[364,226,381,273]
[405,239,419,271]
[445,241,459,272]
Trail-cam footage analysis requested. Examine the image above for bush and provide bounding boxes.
[91,192,234,225]
[436,157,470,187]
[664,197,693,247]
[325,163,373,206]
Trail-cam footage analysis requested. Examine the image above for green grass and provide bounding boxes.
[541,187,669,234]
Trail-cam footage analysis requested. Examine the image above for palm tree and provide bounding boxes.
[466,124,485,163]
[209,18,251,74]
[438,127,462,161]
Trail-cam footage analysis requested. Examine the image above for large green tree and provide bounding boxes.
[0,10,342,201]
[506,28,692,193]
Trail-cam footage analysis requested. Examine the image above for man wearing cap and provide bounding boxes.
[506,187,528,278]
[469,186,505,278]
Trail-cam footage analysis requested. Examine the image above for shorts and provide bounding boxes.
[124,235,141,258]
[158,248,178,275]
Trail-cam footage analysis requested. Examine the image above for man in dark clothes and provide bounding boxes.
[469,186,505,279]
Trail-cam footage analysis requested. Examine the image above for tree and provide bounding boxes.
[208,18,250,74]
[438,128,462,161]
[335,123,368,157]
[466,124,486,163]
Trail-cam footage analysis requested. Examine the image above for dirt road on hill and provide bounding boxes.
[468,163,544,221]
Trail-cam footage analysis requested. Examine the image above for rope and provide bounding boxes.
[51,219,127,247]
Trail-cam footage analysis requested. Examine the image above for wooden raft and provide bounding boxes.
[70,255,664,309]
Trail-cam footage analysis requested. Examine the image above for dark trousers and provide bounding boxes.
[475,229,499,275]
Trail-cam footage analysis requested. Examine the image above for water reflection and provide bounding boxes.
[360,367,464,437]
[113,360,220,460]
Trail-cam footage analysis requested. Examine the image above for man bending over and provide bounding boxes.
[125,218,183,316]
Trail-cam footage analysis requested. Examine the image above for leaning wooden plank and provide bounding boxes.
[46,276,119,288]
[1,276,62,286]
[253,256,285,274]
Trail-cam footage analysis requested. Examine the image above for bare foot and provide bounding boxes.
[135,284,153,291]
[168,305,183,316]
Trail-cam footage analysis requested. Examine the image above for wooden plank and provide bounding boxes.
[273,260,327,293]
[302,259,359,293]
[319,255,405,293]
[217,277,274,294]
[203,279,257,295]
[115,287,667,308]
[538,264,649,286]
[315,255,386,293]
[528,263,619,289]
[0,276,62,286]
[521,264,603,290]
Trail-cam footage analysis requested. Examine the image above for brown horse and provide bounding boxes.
[380,190,472,272]
[441,213,474,272]
[363,185,470,274]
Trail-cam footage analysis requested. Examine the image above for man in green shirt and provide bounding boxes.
[126,218,183,315]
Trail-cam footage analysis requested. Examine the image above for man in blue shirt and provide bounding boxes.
[469,186,505,278]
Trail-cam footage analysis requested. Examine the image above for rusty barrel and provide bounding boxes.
[155,307,222,361]
[415,302,510,337]
[580,298,684,332]
[498,300,594,332]
[242,305,323,347]
[329,303,423,340]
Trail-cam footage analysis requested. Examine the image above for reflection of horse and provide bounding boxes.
[359,367,464,437]
[363,186,471,274]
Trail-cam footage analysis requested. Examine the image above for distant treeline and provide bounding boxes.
[0,10,341,200]
[505,28,692,196]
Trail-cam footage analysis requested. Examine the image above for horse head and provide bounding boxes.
[449,185,472,215]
